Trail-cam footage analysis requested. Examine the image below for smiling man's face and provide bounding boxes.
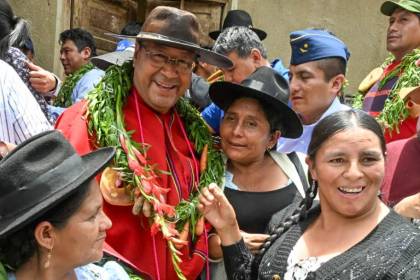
[60,39,90,75]
[132,42,195,113]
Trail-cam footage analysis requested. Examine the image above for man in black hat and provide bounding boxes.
[55,6,231,280]
[209,9,267,41]
[202,26,289,134]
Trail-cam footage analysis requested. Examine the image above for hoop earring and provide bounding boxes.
[44,247,52,269]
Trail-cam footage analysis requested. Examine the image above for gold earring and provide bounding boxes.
[44,248,52,269]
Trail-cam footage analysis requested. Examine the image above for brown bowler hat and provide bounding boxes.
[124,6,232,69]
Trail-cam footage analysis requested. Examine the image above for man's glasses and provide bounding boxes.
[140,45,195,74]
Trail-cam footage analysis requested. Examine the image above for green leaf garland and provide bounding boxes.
[378,50,420,132]
[86,61,224,280]
[55,63,95,107]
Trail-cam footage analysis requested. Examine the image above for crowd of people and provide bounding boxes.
[0,0,419,279]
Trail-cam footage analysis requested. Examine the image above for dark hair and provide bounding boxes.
[121,21,142,36]
[19,37,34,56]
[255,109,385,268]
[314,57,347,81]
[308,109,386,159]
[0,0,32,59]
[0,180,91,270]
[224,96,284,145]
[59,28,97,57]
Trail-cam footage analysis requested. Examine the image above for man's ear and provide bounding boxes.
[81,47,92,60]
[34,221,55,250]
[305,156,318,181]
[250,48,263,66]
[330,74,346,97]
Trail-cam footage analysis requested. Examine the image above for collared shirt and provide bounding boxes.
[277,98,350,154]
[0,60,52,144]
[49,68,104,119]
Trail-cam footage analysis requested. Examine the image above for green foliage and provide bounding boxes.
[55,63,95,107]
[352,91,364,109]
[0,262,6,280]
[378,50,420,132]
[86,63,225,280]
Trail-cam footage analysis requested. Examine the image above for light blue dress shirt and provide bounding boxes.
[277,98,350,154]
[49,68,104,120]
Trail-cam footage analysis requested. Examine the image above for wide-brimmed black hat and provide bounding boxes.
[0,130,115,237]
[110,6,232,69]
[209,66,302,138]
[209,10,267,41]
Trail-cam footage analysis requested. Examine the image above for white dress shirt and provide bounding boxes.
[277,98,350,154]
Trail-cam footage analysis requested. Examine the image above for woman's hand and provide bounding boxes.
[241,231,269,255]
[198,183,241,245]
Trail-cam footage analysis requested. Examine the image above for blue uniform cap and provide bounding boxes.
[289,29,350,65]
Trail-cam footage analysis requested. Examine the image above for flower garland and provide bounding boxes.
[353,50,420,132]
[86,61,224,280]
[55,62,95,107]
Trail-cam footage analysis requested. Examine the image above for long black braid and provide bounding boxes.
[252,177,318,272]
[252,109,386,275]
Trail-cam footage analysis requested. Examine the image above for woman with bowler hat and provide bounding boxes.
[204,66,309,279]
[199,110,420,279]
[0,131,132,279]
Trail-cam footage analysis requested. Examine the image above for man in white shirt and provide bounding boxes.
[277,29,351,154]
[0,60,51,145]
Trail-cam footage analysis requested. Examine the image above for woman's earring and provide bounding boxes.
[44,248,52,269]
[309,180,316,198]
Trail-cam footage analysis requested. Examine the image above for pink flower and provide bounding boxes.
[150,221,161,236]
[132,146,148,165]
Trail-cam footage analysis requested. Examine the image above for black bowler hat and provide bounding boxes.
[0,130,115,237]
[108,6,233,69]
[209,10,267,41]
[209,66,302,139]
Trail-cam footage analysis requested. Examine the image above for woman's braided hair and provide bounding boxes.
[252,178,317,270]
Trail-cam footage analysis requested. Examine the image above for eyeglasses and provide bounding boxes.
[140,45,195,74]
